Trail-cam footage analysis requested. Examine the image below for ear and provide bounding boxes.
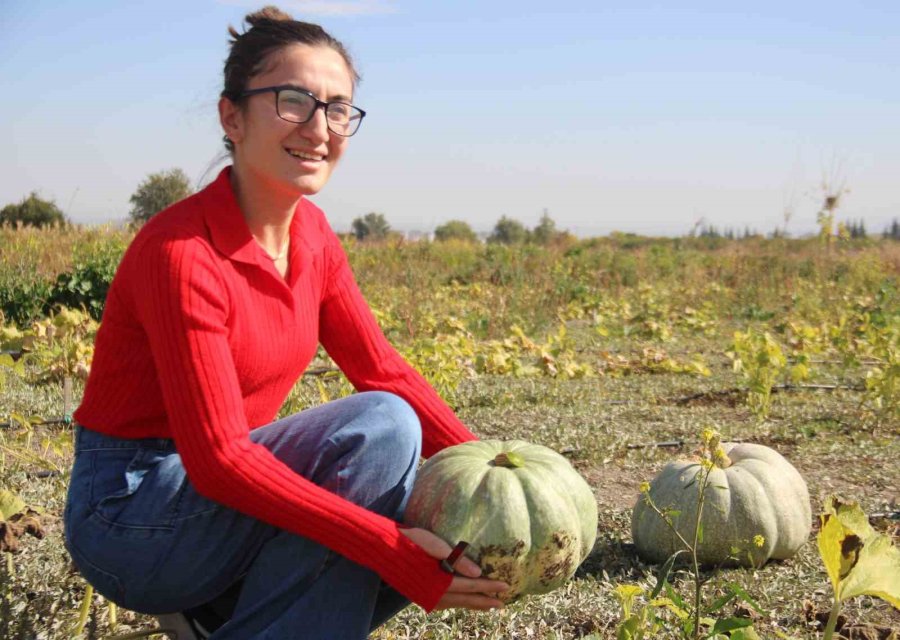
[218,96,244,146]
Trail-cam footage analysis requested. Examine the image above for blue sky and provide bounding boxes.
[2,0,898,236]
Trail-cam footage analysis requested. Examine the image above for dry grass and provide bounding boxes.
[2,369,897,639]
[1,234,898,638]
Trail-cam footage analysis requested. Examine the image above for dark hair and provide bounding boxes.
[221,6,360,150]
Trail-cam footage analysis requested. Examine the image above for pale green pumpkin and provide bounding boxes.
[632,443,811,567]
[404,439,598,601]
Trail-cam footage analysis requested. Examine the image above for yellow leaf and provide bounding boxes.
[315,378,331,404]
[0,489,26,521]
[790,363,809,382]
[817,496,900,607]
[648,597,689,620]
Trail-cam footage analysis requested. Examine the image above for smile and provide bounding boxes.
[285,148,326,162]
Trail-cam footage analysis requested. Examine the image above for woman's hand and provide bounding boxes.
[400,527,509,610]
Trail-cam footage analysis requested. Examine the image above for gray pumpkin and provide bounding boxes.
[632,442,811,566]
[404,439,598,601]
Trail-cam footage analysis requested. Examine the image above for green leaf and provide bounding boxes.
[0,489,26,521]
[727,584,764,614]
[707,590,737,614]
[711,617,753,635]
[651,550,686,599]
[665,582,686,609]
[729,628,761,640]
[817,496,900,607]
[616,616,640,640]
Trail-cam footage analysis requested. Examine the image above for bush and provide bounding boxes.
[47,234,127,320]
[434,220,478,243]
[0,192,68,228]
[129,168,192,225]
[488,216,528,245]
[0,271,54,327]
[351,212,391,241]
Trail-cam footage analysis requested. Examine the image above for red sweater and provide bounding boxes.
[75,166,477,610]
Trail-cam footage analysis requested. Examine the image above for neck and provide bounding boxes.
[230,166,298,259]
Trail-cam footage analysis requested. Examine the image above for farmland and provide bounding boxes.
[1,224,898,639]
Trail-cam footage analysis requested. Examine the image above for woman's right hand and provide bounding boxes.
[400,527,509,610]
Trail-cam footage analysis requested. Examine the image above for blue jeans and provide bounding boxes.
[64,391,422,639]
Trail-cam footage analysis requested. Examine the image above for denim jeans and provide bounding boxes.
[64,391,422,639]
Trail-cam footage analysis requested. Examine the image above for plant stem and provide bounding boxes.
[822,598,841,640]
[73,582,93,637]
[690,466,711,640]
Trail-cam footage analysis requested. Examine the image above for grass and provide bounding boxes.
[1,232,898,638]
[3,370,897,638]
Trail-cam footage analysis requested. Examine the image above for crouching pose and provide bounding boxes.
[64,7,507,638]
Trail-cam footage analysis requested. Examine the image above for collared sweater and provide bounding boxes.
[74,166,477,611]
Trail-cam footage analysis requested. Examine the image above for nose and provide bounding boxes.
[299,105,330,145]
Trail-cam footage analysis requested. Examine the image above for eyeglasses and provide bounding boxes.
[236,85,366,137]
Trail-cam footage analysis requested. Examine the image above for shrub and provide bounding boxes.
[434,220,478,243]
[0,271,54,327]
[351,212,391,241]
[488,215,528,245]
[129,168,192,225]
[0,192,68,228]
[47,234,127,320]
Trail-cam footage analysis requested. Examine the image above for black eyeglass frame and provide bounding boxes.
[234,85,367,137]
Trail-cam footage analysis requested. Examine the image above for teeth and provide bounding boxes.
[287,149,324,161]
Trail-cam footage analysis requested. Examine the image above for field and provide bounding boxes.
[1,225,898,639]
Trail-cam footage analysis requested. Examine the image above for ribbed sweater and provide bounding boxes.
[74,166,477,611]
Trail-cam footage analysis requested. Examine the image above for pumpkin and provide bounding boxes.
[632,442,811,567]
[404,439,598,601]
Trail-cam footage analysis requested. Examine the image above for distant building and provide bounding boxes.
[403,229,434,242]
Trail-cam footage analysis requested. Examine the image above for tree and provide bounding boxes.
[0,192,68,227]
[129,168,192,224]
[434,219,478,243]
[351,212,391,241]
[488,216,528,245]
[531,209,558,245]
[847,218,867,239]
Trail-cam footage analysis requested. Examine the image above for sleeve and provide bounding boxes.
[317,227,478,459]
[129,232,452,610]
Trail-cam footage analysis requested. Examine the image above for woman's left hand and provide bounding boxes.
[400,527,509,610]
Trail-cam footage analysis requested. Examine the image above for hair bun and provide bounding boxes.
[245,6,294,26]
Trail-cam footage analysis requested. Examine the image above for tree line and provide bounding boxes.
[1,168,191,228]
[349,209,571,245]
[3,168,900,242]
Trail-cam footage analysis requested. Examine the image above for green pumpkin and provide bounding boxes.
[404,439,598,601]
[632,443,811,567]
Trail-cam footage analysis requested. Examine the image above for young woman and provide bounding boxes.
[63,7,507,638]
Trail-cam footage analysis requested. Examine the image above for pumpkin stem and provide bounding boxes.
[712,447,732,469]
[492,452,525,468]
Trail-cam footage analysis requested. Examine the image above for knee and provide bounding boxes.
[357,392,422,462]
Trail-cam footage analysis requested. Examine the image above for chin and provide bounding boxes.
[285,170,332,197]
[272,174,324,198]
[293,181,325,196]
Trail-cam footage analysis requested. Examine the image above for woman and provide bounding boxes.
[63,7,508,639]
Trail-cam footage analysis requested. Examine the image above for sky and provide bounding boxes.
[1,0,898,237]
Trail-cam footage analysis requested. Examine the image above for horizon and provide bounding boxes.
[2,1,898,237]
